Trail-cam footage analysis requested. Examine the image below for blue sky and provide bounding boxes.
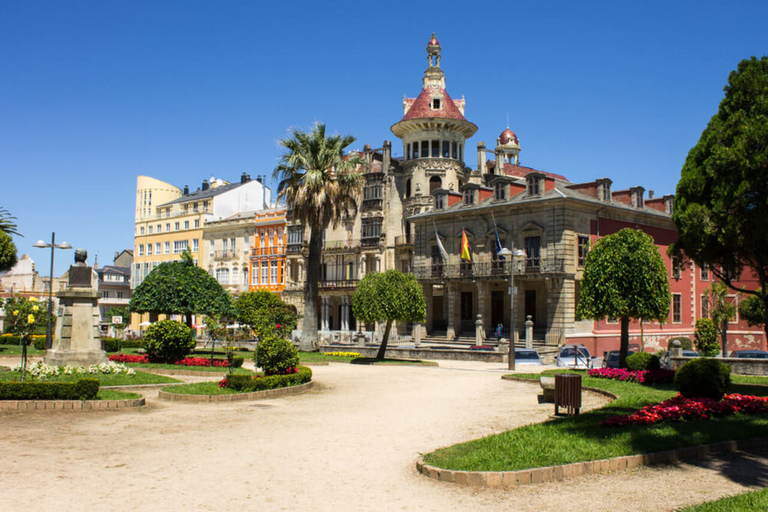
[1,0,766,275]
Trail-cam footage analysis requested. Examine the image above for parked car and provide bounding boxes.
[730,350,768,359]
[555,344,594,369]
[515,348,543,365]
[601,350,636,369]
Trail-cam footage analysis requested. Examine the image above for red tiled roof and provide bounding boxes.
[400,87,467,122]
[487,160,569,182]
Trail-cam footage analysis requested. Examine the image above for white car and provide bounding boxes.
[555,344,594,369]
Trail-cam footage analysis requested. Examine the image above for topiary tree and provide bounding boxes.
[234,291,297,340]
[129,250,234,328]
[675,358,731,400]
[670,56,768,342]
[626,352,660,371]
[255,333,299,375]
[144,319,195,363]
[694,318,720,356]
[576,228,671,368]
[352,269,426,361]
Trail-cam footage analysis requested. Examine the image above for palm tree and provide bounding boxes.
[274,123,365,351]
[0,207,20,237]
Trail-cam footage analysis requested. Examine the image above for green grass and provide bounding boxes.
[124,363,254,374]
[680,488,768,511]
[0,370,181,386]
[422,370,768,472]
[0,345,45,356]
[98,389,142,400]
[161,381,240,395]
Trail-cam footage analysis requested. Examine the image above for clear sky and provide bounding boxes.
[1,0,766,276]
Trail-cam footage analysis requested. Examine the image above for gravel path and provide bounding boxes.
[1,360,766,511]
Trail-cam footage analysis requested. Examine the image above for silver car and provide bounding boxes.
[515,348,543,365]
[555,344,593,369]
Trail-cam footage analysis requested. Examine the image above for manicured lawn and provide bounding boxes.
[422,370,768,472]
[681,488,768,511]
[123,363,254,374]
[0,370,181,386]
[162,381,240,395]
[0,345,45,356]
[98,389,143,400]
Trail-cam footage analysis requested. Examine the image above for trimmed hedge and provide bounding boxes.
[225,366,311,392]
[232,356,244,368]
[0,378,99,400]
[675,358,731,400]
[626,352,661,371]
[1,335,36,346]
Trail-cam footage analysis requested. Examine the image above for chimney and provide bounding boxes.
[202,180,209,191]
[383,140,391,176]
[241,172,248,184]
[256,176,263,183]
[648,190,655,199]
[183,185,189,195]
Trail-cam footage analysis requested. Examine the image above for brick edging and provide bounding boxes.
[418,439,768,487]
[0,397,146,411]
[157,380,314,402]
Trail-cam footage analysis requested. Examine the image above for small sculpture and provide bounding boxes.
[74,248,87,265]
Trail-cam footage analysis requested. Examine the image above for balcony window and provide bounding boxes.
[525,236,541,271]
[421,140,428,158]
[288,226,303,245]
[442,140,450,158]
[216,268,229,285]
[673,294,682,323]
[261,261,268,285]
[173,240,189,254]
[271,261,278,284]
[361,218,382,244]
[578,235,590,268]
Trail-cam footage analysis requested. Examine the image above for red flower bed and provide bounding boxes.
[600,393,768,428]
[109,354,149,363]
[108,354,228,367]
[588,367,676,385]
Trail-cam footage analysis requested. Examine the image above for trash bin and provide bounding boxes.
[554,373,582,416]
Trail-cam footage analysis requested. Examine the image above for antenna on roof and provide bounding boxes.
[506,112,509,128]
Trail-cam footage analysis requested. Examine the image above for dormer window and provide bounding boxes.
[527,175,541,196]
[434,193,444,210]
[494,182,506,200]
[464,189,475,205]
[631,186,645,208]
[432,98,441,109]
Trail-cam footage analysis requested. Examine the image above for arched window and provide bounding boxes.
[429,176,442,193]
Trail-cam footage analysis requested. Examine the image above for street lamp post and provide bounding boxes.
[498,247,526,370]
[33,233,72,350]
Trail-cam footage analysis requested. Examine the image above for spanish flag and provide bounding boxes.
[460,230,471,262]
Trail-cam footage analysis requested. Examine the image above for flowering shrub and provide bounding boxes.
[218,378,228,388]
[325,351,362,358]
[601,393,768,428]
[2,295,41,380]
[108,354,232,368]
[221,366,312,392]
[588,367,676,385]
[109,354,149,363]
[14,361,136,380]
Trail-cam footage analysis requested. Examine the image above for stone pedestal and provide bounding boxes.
[45,288,107,367]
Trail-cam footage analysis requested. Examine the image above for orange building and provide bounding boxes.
[250,208,287,293]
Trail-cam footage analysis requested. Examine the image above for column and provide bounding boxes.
[321,297,329,331]
[446,283,457,340]
[422,284,433,334]
[342,296,349,331]
[476,281,490,337]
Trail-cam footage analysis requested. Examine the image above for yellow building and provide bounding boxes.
[131,173,271,333]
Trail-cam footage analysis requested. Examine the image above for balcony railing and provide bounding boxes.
[412,258,566,281]
[319,278,359,289]
[251,246,286,257]
[212,249,237,259]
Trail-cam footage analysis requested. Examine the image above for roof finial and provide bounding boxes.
[427,33,441,68]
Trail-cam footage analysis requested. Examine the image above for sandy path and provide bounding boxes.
[1,361,766,511]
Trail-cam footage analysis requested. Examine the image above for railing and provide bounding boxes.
[213,249,237,259]
[394,235,414,246]
[323,239,361,252]
[287,243,304,253]
[361,236,382,248]
[361,198,383,211]
[412,258,567,281]
[319,278,359,289]
[251,246,286,257]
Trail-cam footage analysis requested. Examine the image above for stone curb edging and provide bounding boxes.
[417,437,768,487]
[157,380,314,402]
[136,368,231,377]
[0,397,146,411]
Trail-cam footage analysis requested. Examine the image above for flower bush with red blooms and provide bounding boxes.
[218,379,228,388]
[109,354,228,367]
[588,367,676,385]
[600,393,768,428]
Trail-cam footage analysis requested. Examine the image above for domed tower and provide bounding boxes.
[496,127,520,167]
[391,33,477,217]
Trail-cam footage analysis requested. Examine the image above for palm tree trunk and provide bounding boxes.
[376,320,393,360]
[301,228,322,351]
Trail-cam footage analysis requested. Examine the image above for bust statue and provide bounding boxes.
[74,248,88,265]
[68,248,93,287]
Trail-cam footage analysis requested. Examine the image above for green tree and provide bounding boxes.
[576,228,671,368]
[273,123,365,351]
[234,291,297,339]
[670,56,768,341]
[694,318,720,357]
[0,231,18,272]
[739,292,766,329]
[351,270,426,360]
[707,282,737,356]
[2,296,41,381]
[129,250,234,328]
[144,319,195,363]
[0,207,20,237]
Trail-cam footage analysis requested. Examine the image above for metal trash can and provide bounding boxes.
[554,374,582,416]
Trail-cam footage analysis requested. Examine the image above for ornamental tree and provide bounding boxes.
[234,291,297,339]
[129,250,234,328]
[576,228,671,368]
[2,295,41,381]
[0,230,18,272]
[707,282,736,356]
[694,318,720,357]
[670,56,768,341]
[351,270,426,360]
[739,292,766,330]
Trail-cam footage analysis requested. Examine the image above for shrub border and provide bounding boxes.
[416,437,768,487]
[158,380,314,402]
[0,397,145,411]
